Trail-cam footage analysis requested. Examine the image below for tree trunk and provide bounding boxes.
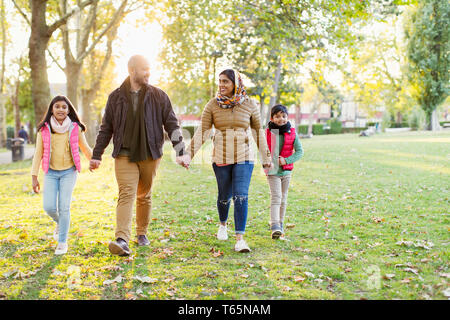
[295,103,302,129]
[28,120,35,144]
[29,0,51,127]
[81,90,96,145]
[0,93,6,147]
[13,80,20,137]
[65,61,82,109]
[258,94,266,126]
[266,61,282,124]
[431,109,440,131]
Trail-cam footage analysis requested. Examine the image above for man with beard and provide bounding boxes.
[90,55,190,256]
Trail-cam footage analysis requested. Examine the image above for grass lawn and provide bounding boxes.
[0,130,448,300]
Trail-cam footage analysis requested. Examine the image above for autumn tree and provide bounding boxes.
[405,0,449,130]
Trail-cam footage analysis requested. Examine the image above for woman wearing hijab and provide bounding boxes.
[187,69,272,252]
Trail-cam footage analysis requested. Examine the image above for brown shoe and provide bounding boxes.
[137,235,150,246]
[108,238,131,256]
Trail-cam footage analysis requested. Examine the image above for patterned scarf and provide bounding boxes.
[216,69,247,108]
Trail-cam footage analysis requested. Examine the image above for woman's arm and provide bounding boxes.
[249,101,272,166]
[188,101,213,160]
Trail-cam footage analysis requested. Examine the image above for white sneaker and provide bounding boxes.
[53,224,59,241]
[234,239,251,253]
[217,224,228,240]
[55,242,68,255]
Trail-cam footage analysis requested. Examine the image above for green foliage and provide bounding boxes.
[409,106,426,130]
[341,127,368,134]
[405,0,450,126]
[297,125,308,135]
[6,126,13,138]
[327,118,342,134]
[312,124,324,135]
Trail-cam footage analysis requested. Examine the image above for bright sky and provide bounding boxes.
[113,10,164,85]
[8,5,165,85]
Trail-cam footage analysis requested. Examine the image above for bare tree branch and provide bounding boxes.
[76,0,127,63]
[48,0,95,36]
[11,0,30,25]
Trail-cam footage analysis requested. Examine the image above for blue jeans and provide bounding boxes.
[43,167,77,243]
[212,162,254,234]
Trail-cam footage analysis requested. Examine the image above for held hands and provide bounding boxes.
[32,175,40,193]
[262,162,274,175]
[89,159,101,172]
[176,154,191,169]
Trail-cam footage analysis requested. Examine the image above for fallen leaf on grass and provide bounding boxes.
[344,268,352,273]
[372,217,385,223]
[209,247,224,258]
[103,275,123,285]
[133,275,158,284]
[304,272,315,278]
[401,278,411,284]
[383,274,396,280]
[162,276,175,283]
[125,292,136,300]
[294,276,305,283]
[404,267,419,275]
[443,288,450,298]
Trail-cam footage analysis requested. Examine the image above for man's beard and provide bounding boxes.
[133,74,148,86]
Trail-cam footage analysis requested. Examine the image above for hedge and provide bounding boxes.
[341,127,368,134]
[328,119,342,134]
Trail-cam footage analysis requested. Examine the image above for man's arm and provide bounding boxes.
[92,92,115,161]
[161,92,185,157]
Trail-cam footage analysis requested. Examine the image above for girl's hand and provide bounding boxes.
[263,162,273,175]
[32,175,40,193]
[278,156,287,166]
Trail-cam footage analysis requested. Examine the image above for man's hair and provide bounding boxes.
[128,55,147,72]
[271,104,288,118]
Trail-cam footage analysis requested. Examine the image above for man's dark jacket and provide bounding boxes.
[92,81,185,161]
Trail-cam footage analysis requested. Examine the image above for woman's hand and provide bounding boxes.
[263,162,274,175]
[32,175,40,193]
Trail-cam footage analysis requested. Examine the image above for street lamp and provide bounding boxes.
[211,50,223,97]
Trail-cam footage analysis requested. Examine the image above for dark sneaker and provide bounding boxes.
[271,223,282,239]
[271,229,282,239]
[137,235,150,246]
[108,238,131,256]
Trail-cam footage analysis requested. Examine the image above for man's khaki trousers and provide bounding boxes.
[114,155,161,243]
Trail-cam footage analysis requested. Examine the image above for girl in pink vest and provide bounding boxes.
[31,96,92,255]
[265,105,303,239]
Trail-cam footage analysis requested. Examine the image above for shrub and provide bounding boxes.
[409,107,426,130]
[342,127,368,134]
[312,124,324,135]
[328,119,342,134]
[297,125,309,135]
[6,126,14,139]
